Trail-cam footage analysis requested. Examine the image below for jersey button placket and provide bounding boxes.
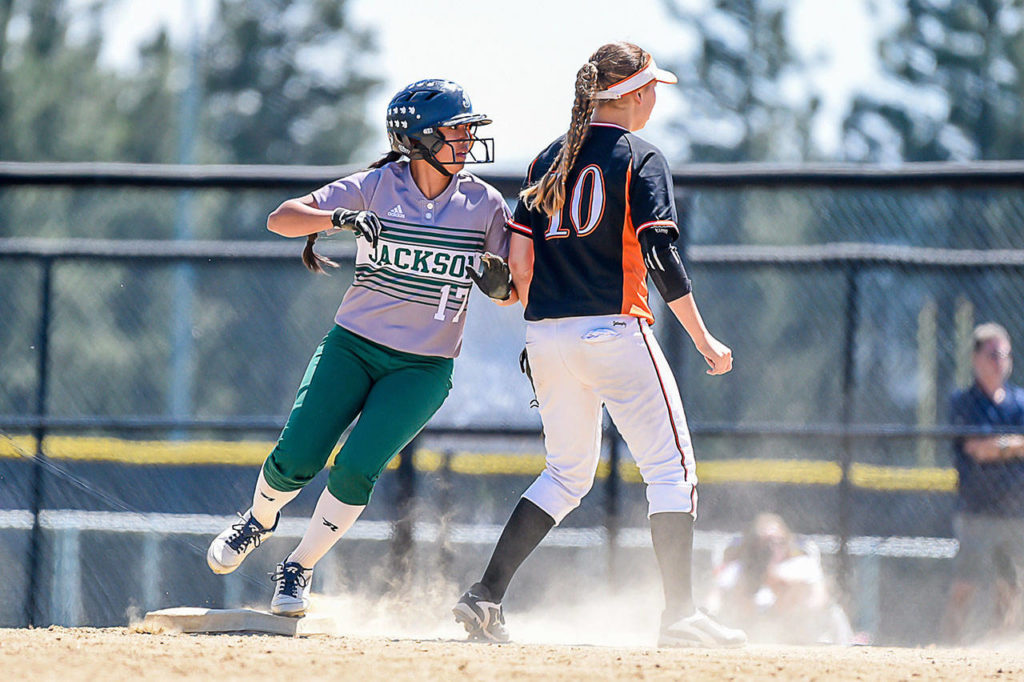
[425,202,434,221]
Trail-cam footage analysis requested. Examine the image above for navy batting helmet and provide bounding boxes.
[386,79,494,175]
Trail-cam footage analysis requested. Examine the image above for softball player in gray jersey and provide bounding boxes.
[206,79,515,616]
[454,43,746,648]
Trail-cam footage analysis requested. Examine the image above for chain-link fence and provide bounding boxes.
[1,163,1023,646]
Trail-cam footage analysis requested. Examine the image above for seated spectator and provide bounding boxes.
[707,513,853,645]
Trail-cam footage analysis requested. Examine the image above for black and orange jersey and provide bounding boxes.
[508,122,678,323]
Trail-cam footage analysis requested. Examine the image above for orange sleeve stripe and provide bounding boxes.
[507,219,532,236]
[620,165,654,323]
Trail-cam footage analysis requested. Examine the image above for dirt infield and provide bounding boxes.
[2,627,1024,681]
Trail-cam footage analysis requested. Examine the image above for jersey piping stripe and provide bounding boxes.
[351,278,464,311]
[379,216,485,236]
[354,264,470,294]
[350,280,435,307]
[379,232,484,251]
[637,318,698,513]
[351,281,462,312]
[352,268,464,311]
[635,220,677,236]
[507,219,532,236]
[589,122,630,132]
[351,271,445,304]
[354,272,466,305]
[382,224,485,244]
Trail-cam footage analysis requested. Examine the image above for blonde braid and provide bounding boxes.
[521,62,599,216]
[520,43,647,217]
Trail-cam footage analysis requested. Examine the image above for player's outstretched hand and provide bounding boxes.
[332,208,381,250]
[700,335,733,376]
[468,253,512,301]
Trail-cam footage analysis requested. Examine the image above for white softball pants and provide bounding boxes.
[521,314,698,525]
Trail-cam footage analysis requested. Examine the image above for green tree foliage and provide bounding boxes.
[201,0,380,165]
[660,0,820,163]
[840,1,1024,438]
[0,0,381,423]
[0,0,127,161]
[0,0,380,166]
[844,0,1024,162]
[653,2,836,439]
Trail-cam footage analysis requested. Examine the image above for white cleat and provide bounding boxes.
[270,561,313,617]
[206,509,278,575]
[659,610,747,648]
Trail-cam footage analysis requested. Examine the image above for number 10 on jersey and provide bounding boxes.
[434,284,469,323]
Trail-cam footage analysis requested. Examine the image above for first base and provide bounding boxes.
[139,607,337,637]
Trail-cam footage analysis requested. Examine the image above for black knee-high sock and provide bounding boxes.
[650,512,695,623]
[475,498,555,602]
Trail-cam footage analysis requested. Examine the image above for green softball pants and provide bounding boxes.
[261,324,453,505]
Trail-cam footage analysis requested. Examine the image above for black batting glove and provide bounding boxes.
[332,208,382,250]
[468,253,512,301]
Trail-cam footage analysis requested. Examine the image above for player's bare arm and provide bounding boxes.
[667,293,733,376]
[267,195,332,237]
[508,232,534,308]
[964,434,1024,462]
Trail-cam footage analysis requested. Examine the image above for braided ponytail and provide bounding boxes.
[302,234,338,274]
[520,62,599,216]
[520,42,648,217]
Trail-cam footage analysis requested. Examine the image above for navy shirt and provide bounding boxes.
[508,122,678,323]
[950,382,1024,516]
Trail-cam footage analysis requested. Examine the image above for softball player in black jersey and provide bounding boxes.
[454,42,746,648]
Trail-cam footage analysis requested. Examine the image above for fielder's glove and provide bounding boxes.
[468,253,512,301]
[331,208,381,250]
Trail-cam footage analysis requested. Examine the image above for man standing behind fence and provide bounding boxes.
[942,323,1024,643]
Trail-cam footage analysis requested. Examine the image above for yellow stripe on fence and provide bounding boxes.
[0,434,958,492]
[850,463,957,492]
[0,435,305,466]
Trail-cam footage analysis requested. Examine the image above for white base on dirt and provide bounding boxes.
[139,607,337,637]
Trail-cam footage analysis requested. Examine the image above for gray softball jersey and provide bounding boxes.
[311,161,511,358]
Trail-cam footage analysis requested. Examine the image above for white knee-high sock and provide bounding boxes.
[251,467,300,528]
[287,487,365,569]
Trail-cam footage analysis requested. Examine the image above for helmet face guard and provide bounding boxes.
[386,79,495,176]
[390,125,494,169]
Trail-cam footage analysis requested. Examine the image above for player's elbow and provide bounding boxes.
[509,255,533,286]
[267,204,288,235]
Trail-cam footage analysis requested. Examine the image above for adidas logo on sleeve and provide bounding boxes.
[387,205,406,219]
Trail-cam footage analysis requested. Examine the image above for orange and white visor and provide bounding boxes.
[592,56,678,100]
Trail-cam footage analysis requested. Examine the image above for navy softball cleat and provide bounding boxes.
[270,561,313,617]
[206,509,278,575]
[658,610,747,648]
[453,589,509,642]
